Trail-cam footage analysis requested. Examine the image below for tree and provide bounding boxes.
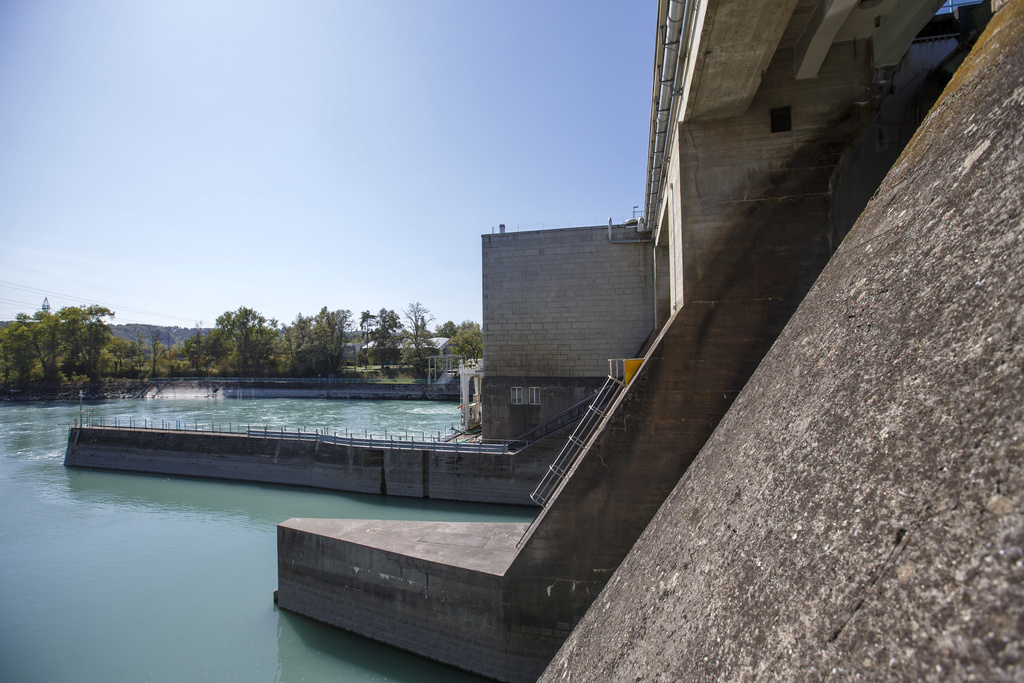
[181,324,205,376]
[368,308,403,366]
[149,332,163,378]
[133,332,146,378]
[435,320,459,338]
[203,328,231,375]
[55,306,111,379]
[450,321,483,359]
[0,321,35,385]
[282,307,352,376]
[283,313,315,375]
[358,310,376,367]
[215,306,279,376]
[106,336,135,378]
[402,302,437,376]
[310,307,351,374]
[18,310,62,383]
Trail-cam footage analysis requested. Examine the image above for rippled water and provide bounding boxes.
[0,399,534,683]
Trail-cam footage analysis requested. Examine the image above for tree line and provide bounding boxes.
[0,301,482,386]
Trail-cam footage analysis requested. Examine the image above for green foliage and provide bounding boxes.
[0,321,35,386]
[1,300,478,385]
[450,320,483,359]
[105,335,136,378]
[368,308,403,366]
[215,306,280,376]
[0,305,114,384]
[402,302,437,377]
[284,307,352,376]
[435,320,459,338]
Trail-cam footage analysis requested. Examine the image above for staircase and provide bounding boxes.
[529,370,628,506]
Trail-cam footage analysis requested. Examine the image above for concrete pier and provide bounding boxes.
[277,520,530,681]
[65,426,554,506]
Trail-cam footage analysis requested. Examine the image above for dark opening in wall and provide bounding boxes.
[771,106,792,132]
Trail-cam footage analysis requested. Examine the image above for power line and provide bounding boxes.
[0,279,200,324]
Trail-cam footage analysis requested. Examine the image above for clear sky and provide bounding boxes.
[0,0,655,330]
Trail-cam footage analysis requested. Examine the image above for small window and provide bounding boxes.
[529,387,541,405]
[770,106,792,133]
[511,387,523,405]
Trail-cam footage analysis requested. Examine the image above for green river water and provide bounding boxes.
[0,398,535,683]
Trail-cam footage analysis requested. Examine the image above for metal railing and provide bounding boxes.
[936,0,979,13]
[505,391,597,452]
[148,376,457,386]
[73,416,510,455]
[529,374,623,507]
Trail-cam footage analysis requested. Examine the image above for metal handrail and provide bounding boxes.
[529,374,623,506]
[146,376,459,386]
[73,419,510,455]
[505,391,598,451]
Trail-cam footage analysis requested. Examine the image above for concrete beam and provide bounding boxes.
[795,0,861,79]
[873,0,946,67]
[686,0,802,120]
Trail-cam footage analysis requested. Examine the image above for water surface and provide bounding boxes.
[0,398,534,683]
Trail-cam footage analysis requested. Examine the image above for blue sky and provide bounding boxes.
[0,0,655,330]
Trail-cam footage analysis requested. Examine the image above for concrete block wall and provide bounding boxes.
[482,225,653,377]
[427,437,560,505]
[481,225,654,438]
[482,376,607,442]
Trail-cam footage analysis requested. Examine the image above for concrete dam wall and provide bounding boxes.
[65,427,553,506]
[541,3,1024,680]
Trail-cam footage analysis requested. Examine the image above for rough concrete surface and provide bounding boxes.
[279,519,527,575]
[541,3,1024,681]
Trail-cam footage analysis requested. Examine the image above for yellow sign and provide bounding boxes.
[623,359,643,384]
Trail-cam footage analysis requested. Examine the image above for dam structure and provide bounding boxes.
[277,1,1022,681]
[65,423,551,506]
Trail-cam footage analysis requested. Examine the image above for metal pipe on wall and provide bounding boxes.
[644,0,695,231]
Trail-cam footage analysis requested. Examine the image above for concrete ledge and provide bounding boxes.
[277,519,530,681]
[65,427,552,505]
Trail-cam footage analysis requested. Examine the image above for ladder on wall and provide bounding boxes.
[529,358,641,506]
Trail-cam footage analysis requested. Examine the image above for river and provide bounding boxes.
[0,398,535,683]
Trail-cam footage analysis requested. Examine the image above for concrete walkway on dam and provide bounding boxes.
[65,425,558,506]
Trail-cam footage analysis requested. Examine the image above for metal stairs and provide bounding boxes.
[529,367,629,506]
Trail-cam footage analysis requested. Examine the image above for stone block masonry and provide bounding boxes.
[481,224,654,438]
[482,225,652,379]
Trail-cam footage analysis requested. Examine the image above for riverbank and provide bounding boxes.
[145,379,460,400]
[1,379,148,402]
[2,379,460,402]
